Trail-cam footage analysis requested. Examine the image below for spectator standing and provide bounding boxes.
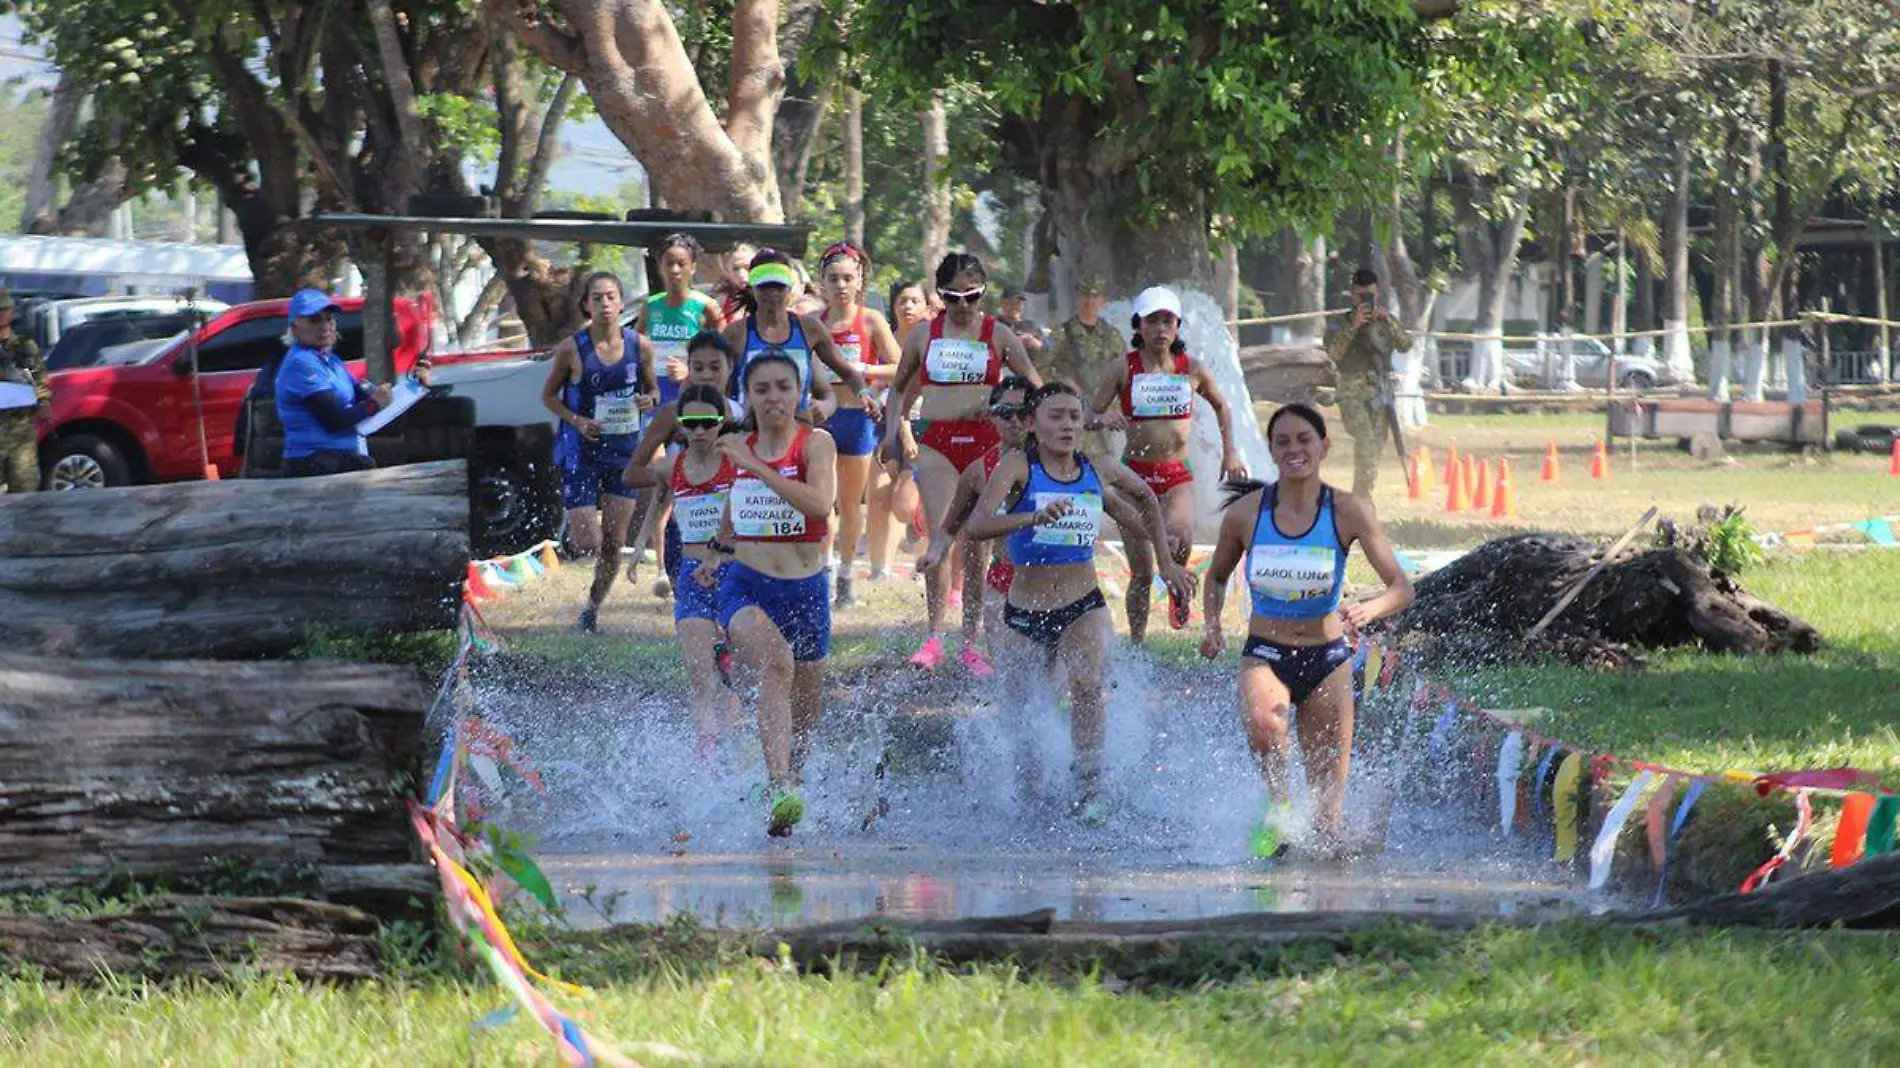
[997,285,1048,360]
[0,287,48,493]
[1323,268,1412,498]
[1043,276,1126,456]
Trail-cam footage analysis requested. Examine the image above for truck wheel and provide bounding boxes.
[44,434,134,490]
[469,454,559,556]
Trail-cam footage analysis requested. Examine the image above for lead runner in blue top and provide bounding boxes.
[541,271,660,633]
[1199,403,1412,861]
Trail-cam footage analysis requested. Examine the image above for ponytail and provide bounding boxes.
[1220,478,1269,510]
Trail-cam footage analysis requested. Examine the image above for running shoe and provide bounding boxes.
[652,577,673,600]
[1167,586,1191,630]
[1250,800,1294,860]
[908,634,946,670]
[767,789,806,837]
[958,641,996,678]
[834,575,857,608]
[577,606,599,634]
[866,566,891,583]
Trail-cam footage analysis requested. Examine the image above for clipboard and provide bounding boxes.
[355,377,434,436]
[0,382,37,411]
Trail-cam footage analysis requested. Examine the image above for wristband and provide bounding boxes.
[706,538,735,556]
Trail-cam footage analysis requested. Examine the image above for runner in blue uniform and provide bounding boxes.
[1199,403,1412,859]
[962,382,1192,820]
[540,272,659,632]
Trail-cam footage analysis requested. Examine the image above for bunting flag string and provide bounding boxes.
[466,540,564,603]
[1739,789,1815,894]
[1588,771,1654,890]
[1652,780,1706,907]
[1496,732,1524,837]
[1755,513,1900,551]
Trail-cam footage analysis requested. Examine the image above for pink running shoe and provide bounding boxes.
[908,634,946,670]
[946,590,964,612]
[958,642,996,678]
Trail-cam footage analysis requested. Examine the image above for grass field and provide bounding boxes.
[12,408,1895,1065]
[7,923,1900,1065]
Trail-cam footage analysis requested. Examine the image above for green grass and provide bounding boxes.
[6,923,1899,1065]
[1455,551,1900,780]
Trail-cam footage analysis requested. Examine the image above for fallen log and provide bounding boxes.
[1392,532,1820,667]
[0,460,470,660]
[0,897,384,982]
[1645,850,1900,929]
[0,654,433,918]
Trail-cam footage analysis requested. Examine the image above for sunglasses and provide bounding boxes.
[938,287,986,305]
[677,414,725,429]
[988,403,1026,419]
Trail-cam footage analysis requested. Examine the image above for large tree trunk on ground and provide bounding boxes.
[0,897,388,982]
[1394,532,1820,668]
[0,461,470,660]
[0,654,432,918]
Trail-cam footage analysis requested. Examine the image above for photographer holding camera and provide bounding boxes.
[1323,268,1412,498]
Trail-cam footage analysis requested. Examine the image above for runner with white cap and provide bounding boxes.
[1089,285,1247,642]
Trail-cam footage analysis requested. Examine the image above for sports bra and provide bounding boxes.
[729,426,827,544]
[1004,445,1103,568]
[670,453,738,546]
[921,314,1003,387]
[1246,482,1348,620]
[1122,349,1194,421]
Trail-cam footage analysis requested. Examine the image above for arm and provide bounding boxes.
[1199,495,1258,659]
[693,507,739,587]
[961,452,1037,542]
[634,335,661,408]
[701,298,727,332]
[1088,359,1127,430]
[1376,313,1413,355]
[1193,361,1247,480]
[540,340,597,439]
[994,325,1042,388]
[279,355,380,432]
[805,312,880,420]
[880,323,927,457]
[859,309,901,385]
[1100,453,1194,596]
[1335,492,1414,636]
[1100,485,1150,544]
[622,453,664,489]
[17,339,48,403]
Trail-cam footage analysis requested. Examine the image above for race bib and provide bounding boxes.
[729,476,807,539]
[1029,491,1102,548]
[1247,544,1338,603]
[823,340,863,384]
[1129,372,1193,418]
[594,387,642,436]
[674,490,728,544]
[925,337,991,384]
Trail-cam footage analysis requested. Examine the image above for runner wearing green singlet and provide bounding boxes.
[630,234,726,594]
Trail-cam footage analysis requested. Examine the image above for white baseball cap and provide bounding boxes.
[1131,285,1183,320]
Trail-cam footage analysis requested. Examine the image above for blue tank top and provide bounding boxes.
[555,326,646,468]
[1005,447,1105,568]
[739,316,812,411]
[1246,482,1347,620]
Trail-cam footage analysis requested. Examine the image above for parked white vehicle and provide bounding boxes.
[1503,335,1677,391]
[24,295,230,350]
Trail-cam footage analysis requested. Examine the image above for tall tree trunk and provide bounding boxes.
[1708,134,1741,399]
[769,0,831,219]
[843,89,865,246]
[20,71,84,234]
[1874,234,1890,384]
[1379,157,1432,427]
[921,92,951,273]
[1286,229,1324,344]
[1609,232,1628,355]
[1452,164,1528,392]
[1662,139,1694,385]
[1632,249,1656,358]
[1549,185,1577,388]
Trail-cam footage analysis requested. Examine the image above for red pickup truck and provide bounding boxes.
[37,296,433,488]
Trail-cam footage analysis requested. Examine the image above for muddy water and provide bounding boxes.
[466,650,1605,930]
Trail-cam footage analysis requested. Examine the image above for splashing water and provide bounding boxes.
[464,642,1600,930]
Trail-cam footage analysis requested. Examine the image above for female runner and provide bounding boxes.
[630,234,725,592]
[1199,403,1412,858]
[623,384,740,764]
[693,352,839,836]
[962,383,1192,817]
[1090,285,1247,641]
[816,241,903,607]
[540,271,659,632]
[883,253,1040,669]
[865,279,933,582]
[720,248,879,429]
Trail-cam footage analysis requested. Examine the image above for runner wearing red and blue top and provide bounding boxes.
[817,240,903,608]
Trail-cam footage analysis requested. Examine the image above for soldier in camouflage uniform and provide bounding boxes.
[1043,276,1127,458]
[1324,268,1412,499]
[0,288,48,494]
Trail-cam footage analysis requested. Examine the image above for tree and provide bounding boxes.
[856,0,1463,294]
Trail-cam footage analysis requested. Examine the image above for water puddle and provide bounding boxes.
[466,650,1609,930]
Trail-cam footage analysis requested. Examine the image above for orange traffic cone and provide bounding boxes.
[1473,458,1493,511]
[1541,441,1560,483]
[1491,458,1517,518]
[1462,454,1480,500]
[1407,449,1424,499]
[1416,446,1435,494]
[1889,438,1900,477]
[1590,440,1610,481]
[1445,459,1470,513]
[1442,444,1461,495]
[465,561,494,602]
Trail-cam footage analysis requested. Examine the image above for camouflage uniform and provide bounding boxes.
[1324,316,1412,499]
[1044,313,1128,457]
[0,291,48,494]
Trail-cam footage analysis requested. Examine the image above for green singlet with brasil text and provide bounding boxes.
[644,290,716,406]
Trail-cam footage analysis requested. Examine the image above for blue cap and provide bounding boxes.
[287,288,340,320]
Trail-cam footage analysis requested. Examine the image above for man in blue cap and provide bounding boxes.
[273,288,405,477]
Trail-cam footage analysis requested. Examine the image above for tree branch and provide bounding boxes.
[366,0,427,188]
[519,74,578,217]
[480,0,588,75]
[726,0,786,163]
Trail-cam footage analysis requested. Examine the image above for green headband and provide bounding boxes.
[748,263,798,289]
